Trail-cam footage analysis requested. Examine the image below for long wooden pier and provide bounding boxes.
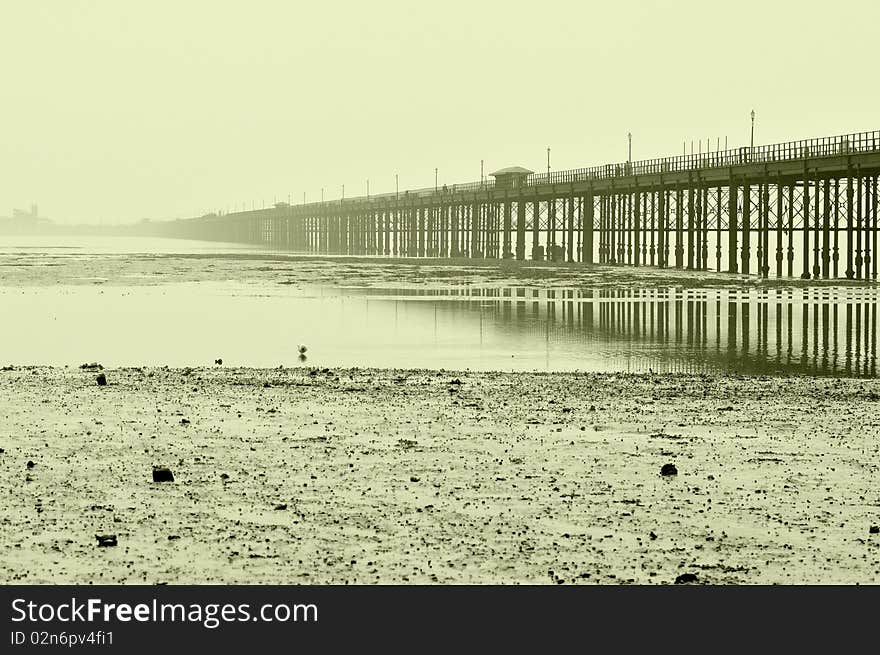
[151,130,880,279]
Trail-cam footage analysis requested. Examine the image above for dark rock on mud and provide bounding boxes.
[660,463,678,476]
[152,466,174,483]
[96,534,117,547]
[674,573,698,584]
[96,373,107,386]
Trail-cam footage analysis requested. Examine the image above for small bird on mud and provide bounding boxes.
[298,345,307,354]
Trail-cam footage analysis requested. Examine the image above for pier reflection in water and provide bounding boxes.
[341,286,878,377]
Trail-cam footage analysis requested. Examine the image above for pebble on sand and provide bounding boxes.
[870,526,880,535]
[674,573,698,584]
[96,373,107,386]
[26,460,36,469]
[152,466,174,483]
[95,534,117,547]
[660,463,678,476]
[215,358,223,365]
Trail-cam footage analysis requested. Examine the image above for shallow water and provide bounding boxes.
[0,236,877,375]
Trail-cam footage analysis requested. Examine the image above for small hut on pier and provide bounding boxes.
[490,166,533,190]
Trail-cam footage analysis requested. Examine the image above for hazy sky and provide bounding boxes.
[3,1,878,224]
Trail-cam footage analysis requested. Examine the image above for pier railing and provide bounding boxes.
[286,129,880,209]
[528,130,880,186]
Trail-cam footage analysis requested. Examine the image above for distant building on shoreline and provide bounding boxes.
[0,203,53,233]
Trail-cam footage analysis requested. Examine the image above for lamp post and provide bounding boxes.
[547,147,551,176]
[366,179,370,198]
[480,160,484,186]
[435,167,438,193]
[395,174,399,199]
[750,109,755,148]
[628,132,632,162]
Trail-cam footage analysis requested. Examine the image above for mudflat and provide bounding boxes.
[2,365,878,584]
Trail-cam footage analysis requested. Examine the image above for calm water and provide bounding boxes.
[0,235,261,255]
[0,236,877,376]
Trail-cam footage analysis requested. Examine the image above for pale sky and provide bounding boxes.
[2,1,878,224]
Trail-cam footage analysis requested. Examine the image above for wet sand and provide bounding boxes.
[2,365,879,584]
[3,243,876,290]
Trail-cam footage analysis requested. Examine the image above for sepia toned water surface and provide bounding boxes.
[1,236,877,375]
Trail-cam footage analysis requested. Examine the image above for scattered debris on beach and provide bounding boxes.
[3,367,880,585]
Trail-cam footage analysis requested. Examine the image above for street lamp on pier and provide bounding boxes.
[750,109,755,149]
[627,132,632,162]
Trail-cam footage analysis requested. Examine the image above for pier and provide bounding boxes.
[152,130,880,280]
